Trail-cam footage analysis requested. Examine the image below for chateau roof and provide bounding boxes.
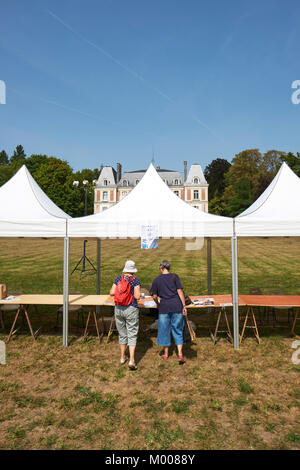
[185,164,207,185]
[95,166,117,187]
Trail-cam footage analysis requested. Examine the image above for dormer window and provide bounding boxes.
[103,179,108,186]
[174,179,179,185]
[122,180,128,186]
[135,179,140,185]
[193,177,199,184]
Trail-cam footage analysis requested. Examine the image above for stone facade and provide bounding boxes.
[94,163,208,213]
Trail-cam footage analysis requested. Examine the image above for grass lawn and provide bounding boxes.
[0,237,299,450]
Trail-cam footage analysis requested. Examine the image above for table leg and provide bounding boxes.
[106,316,116,344]
[93,310,102,343]
[240,307,249,343]
[23,306,36,340]
[224,311,233,343]
[7,306,22,343]
[211,310,221,345]
[250,306,261,344]
[83,311,91,341]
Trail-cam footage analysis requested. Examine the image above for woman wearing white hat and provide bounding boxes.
[110,260,141,370]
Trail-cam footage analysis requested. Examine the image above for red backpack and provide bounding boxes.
[114,275,135,306]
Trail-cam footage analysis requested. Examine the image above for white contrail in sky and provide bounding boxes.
[47,9,218,138]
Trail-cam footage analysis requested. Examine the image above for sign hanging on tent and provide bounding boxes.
[141,225,158,249]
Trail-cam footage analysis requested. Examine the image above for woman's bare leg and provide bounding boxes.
[129,345,136,363]
[120,344,127,359]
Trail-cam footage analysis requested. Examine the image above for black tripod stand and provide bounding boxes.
[71,240,97,279]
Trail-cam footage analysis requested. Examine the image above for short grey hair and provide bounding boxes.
[160,259,171,271]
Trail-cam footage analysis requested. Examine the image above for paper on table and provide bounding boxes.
[1,296,20,302]
[143,301,157,308]
[219,302,233,307]
[193,297,215,305]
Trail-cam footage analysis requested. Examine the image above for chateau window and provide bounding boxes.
[193,177,199,184]
[103,180,108,186]
[135,179,140,185]
[174,179,179,185]
[193,190,199,200]
[102,207,108,211]
[122,180,128,186]
[102,191,108,201]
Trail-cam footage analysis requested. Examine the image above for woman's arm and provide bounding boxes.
[110,284,116,296]
[177,288,187,316]
[134,285,141,300]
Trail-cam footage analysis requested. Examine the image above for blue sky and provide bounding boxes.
[1,0,300,175]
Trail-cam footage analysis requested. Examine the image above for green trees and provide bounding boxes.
[204,148,286,217]
[10,145,26,164]
[279,152,300,177]
[0,150,9,165]
[204,158,231,215]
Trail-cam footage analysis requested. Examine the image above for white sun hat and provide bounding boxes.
[123,260,138,273]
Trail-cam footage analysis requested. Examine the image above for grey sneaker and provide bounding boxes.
[128,360,137,370]
[120,356,128,365]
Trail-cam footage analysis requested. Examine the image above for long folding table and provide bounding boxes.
[0,295,108,343]
[239,295,300,342]
[1,294,299,344]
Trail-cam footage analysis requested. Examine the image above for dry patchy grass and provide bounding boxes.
[0,237,299,449]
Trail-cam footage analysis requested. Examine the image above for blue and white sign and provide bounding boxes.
[141,225,158,249]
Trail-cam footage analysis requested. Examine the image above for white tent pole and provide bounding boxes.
[96,238,101,314]
[207,237,212,295]
[63,236,69,347]
[231,220,239,350]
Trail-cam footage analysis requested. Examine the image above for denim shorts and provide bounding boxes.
[157,312,184,346]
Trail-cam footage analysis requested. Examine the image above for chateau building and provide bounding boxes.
[94,161,208,213]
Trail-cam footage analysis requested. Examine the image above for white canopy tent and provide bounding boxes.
[0,165,69,237]
[68,163,233,238]
[0,165,70,345]
[67,164,239,347]
[235,162,300,236]
[232,162,300,337]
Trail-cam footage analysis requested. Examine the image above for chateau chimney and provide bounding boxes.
[117,163,122,182]
[184,161,187,181]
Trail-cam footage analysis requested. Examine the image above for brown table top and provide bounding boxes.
[239,295,300,307]
[3,294,298,308]
[0,294,110,306]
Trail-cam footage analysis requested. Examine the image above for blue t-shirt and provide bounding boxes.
[151,273,183,314]
[114,275,141,307]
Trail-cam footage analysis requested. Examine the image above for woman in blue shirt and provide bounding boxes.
[151,260,187,363]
